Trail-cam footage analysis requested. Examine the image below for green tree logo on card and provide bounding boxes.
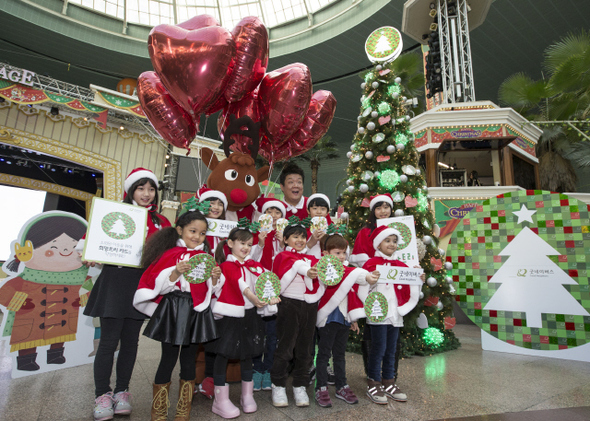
[388,221,412,251]
[447,190,590,350]
[101,212,136,240]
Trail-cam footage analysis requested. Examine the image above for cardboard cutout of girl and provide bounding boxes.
[0,211,95,376]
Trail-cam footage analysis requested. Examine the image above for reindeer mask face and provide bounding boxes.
[199,115,270,212]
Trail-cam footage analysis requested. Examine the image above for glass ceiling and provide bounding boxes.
[69,0,339,30]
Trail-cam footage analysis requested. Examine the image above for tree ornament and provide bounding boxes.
[358,127,366,134]
[347,178,353,185]
[365,151,374,159]
[361,82,366,89]
[445,276,453,283]
[378,169,400,189]
[423,327,445,347]
[386,145,396,154]
[367,122,376,131]
[371,111,379,118]
[419,291,424,299]
[427,277,437,287]
[364,72,374,83]
[376,64,382,71]
[388,84,401,97]
[399,174,408,183]
[395,133,409,145]
[362,106,373,117]
[395,77,402,84]
[373,133,385,144]
[422,235,432,245]
[396,143,405,151]
[391,92,399,99]
[405,115,411,121]
[346,151,352,159]
[371,81,379,89]
[362,96,371,108]
[360,184,369,193]
[374,171,380,177]
[378,102,391,115]
[357,115,362,121]
[436,301,444,310]
[402,96,407,102]
[439,248,445,257]
[394,209,404,217]
[350,144,356,151]
[416,169,421,175]
[362,171,373,181]
[445,261,453,271]
[347,186,354,192]
[340,212,349,220]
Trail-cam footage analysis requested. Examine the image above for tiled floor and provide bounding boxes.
[1,323,590,421]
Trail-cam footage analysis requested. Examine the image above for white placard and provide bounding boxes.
[377,215,420,267]
[206,218,238,237]
[83,198,147,267]
[376,264,424,285]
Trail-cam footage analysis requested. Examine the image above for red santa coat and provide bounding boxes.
[285,196,309,220]
[225,204,257,222]
[272,248,322,303]
[360,252,420,327]
[146,210,172,238]
[316,264,369,328]
[212,255,275,318]
[134,242,213,317]
[349,227,374,267]
[251,230,283,270]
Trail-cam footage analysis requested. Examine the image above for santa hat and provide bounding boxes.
[370,225,403,250]
[256,196,287,217]
[369,194,393,210]
[197,185,228,210]
[124,167,159,194]
[308,193,331,209]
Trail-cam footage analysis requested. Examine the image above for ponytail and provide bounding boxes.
[141,227,179,268]
[215,239,228,265]
[5,257,21,273]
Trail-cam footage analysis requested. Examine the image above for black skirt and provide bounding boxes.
[142,290,218,346]
[205,307,265,360]
[84,265,146,320]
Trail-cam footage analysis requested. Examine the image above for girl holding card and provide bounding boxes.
[207,224,280,419]
[349,194,394,268]
[134,210,220,421]
[306,193,332,259]
[197,186,229,256]
[83,168,171,421]
[360,226,423,405]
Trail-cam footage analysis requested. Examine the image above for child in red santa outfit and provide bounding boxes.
[270,218,323,408]
[197,185,229,256]
[305,193,333,259]
[314,230,380,408]
[206,223,280,419]
[83,167,171,421]
[134,210,220,421]
[360,225,424,405]
[349,194,393,267]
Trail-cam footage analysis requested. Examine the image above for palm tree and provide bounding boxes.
[293,135,339,193]
[498,30,590,192]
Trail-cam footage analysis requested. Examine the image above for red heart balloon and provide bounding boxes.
[137,71,197,152]
[258,135,293,163]
[217,89,261,153]
[148,24,236,118]
[225,16,269,103]
[258,63,312,147]
[290,90,337,157]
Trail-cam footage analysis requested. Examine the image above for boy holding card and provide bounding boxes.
[252,197,288,270]
[314,232,379,408]
[360,225,423,405]
[306,193,332,258]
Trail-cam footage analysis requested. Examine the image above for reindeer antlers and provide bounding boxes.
[223,114,261,159]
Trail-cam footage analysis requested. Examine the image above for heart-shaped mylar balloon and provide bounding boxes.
[258,63,312,148]
[225,16,269,103]
[148,23,236,119]
[176,14,219,30]
[217,89,261,154]
[137,71,197,151]
[289,90,337,157]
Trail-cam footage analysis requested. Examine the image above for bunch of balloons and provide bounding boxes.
[137,15,336,162]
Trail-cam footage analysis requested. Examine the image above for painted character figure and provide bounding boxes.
[0,212,90,371]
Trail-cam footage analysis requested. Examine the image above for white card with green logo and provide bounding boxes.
[376,265,423,285]
[83,197,148,267]
[377,215,420,267]
[206,218,237,237]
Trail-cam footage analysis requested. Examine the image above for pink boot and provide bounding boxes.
[212,384,240,419]
[240,381,257,413]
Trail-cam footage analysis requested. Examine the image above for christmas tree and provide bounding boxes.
[340,59,460,356]
[110,218,127,236]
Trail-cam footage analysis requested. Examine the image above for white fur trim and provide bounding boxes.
[370,194,393,210]
[315,268,364,326]
[397,284,420,317]
[133,266,176,316]
[212,300,245,318]
[347,307,366,323]
[308,193,330,208]
[199,190,228,210]
[304,282,325,304]
[279,259,312,294]
[258,304,278,316]
[125,169,158,193]
[348,252,369,267]
[373,228,402,250]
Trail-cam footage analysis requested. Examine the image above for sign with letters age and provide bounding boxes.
[376,264,423,285]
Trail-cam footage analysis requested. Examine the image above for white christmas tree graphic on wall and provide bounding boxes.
[110,218,127,236]
[484,226,589,328]
[374,34,392,54]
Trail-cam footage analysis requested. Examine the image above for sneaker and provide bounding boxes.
[366,380,387,405]
[272,384,288,407]
[293,386,310,407]
[199,377,214,399]
[315,386,332,408]
[112,391,132,415]
[382,380,407,402]
[335,385,358,404]
[308,365,316,386]
[253,370,263,392]
[262,371,272,391]
[327,365,335,385]
[93,392,114,421]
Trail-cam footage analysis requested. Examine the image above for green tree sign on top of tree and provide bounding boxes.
[340,53,459,356]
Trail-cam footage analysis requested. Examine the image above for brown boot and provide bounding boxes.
[173,379,195,421]
[151,382,170,421]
